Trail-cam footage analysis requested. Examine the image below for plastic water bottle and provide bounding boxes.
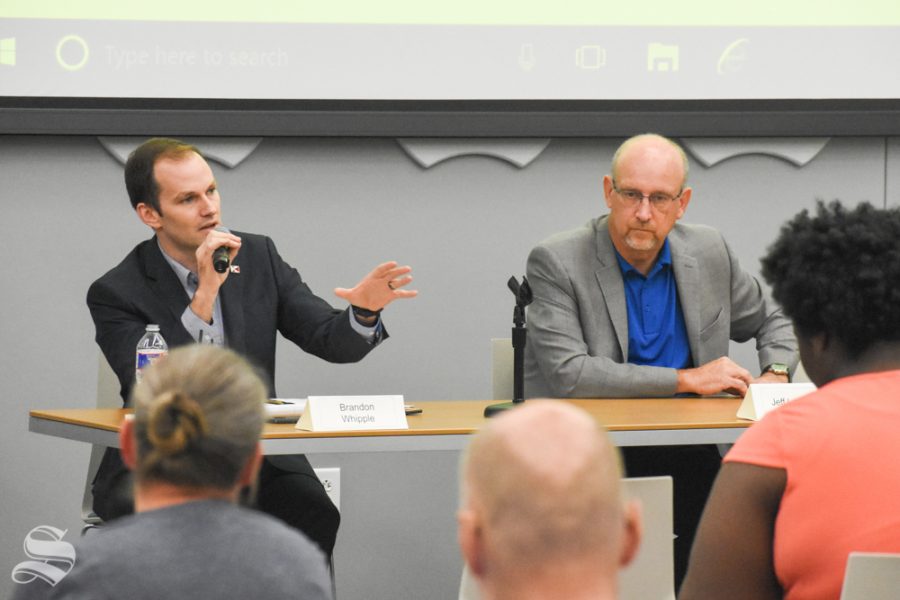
[135,324,168,384]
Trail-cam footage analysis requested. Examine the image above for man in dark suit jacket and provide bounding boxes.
[87,138,416,558]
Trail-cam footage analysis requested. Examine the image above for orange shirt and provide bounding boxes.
[725,370,900,600]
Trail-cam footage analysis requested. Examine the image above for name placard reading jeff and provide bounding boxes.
[737,383,816,421]
[296,395,409,432]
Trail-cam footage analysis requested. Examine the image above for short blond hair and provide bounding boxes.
[461,401,625,570]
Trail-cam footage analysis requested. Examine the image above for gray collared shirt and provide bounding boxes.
[158,242,226,346]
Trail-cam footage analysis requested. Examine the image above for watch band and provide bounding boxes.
[351,305,382,319]
[763,362,791,382]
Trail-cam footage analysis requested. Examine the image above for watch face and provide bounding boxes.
[768,363,789,376]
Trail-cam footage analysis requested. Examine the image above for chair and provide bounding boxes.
[491,338,513,400]
[458,476,675,600]
[620,476,675,600]
[458,566,479,600]
[81,353,121,533]
[839,552,900,600]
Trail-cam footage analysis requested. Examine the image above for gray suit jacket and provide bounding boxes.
[524,216,797,398]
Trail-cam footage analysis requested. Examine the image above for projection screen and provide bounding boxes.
[2,2,899,135]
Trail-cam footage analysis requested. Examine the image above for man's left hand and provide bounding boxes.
[334,261,418,311]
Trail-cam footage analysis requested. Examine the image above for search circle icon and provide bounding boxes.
[56,35,89,71]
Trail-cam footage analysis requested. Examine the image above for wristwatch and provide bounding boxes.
[763,362,790,382]
[351,305,382,321]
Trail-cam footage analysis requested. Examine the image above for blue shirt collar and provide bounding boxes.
[614,238,672,278]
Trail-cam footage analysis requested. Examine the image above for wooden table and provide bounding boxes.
[29,397,750,453]
[27,397,750,600]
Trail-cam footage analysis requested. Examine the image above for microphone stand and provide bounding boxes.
[484,276,533,418]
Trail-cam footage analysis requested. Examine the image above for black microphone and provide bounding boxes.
[213,226,230,274]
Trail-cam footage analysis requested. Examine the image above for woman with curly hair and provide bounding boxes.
[680,201,900,600]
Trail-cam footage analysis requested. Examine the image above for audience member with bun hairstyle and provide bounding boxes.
[13,345,333,600]
[129,345,264,501]
[681,201,900,600]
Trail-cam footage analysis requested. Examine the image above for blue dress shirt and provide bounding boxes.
[614,240,691,369]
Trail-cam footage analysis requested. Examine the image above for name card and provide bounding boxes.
[737,383,816,421]
[296,395,409,432]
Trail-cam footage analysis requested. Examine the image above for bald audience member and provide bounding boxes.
[458,402,641,600]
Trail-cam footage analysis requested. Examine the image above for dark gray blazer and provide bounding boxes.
[524,216,797,398]
[88,231,380,404]
[87,231,382,481]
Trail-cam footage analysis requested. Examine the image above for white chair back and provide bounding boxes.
[840,552,900,600]
[458,475,675,600]
[81,353,121,529]
[491,338,513,400]
[620,476,675,600]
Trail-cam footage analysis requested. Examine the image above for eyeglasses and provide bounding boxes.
[612,183,683,209]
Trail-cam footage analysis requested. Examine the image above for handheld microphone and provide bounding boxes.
[213,226,231,274]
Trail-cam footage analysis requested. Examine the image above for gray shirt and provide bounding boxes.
[11,499,333,600]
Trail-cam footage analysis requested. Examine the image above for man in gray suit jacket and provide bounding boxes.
[526,134,796,398]
[523,133,797,588]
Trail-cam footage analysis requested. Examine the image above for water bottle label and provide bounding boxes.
[136,350,167,372]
